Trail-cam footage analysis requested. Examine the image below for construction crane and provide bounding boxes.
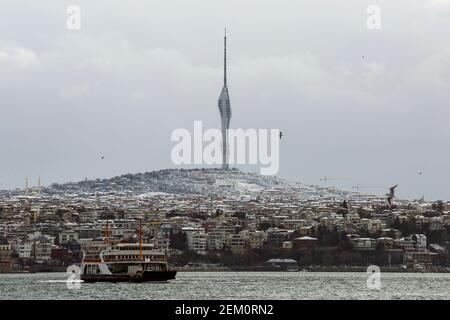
[352,185,384,192]
[319,176,349,189]
[320,176,348,183]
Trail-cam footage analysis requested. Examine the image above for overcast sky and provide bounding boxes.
[1,0,450,200]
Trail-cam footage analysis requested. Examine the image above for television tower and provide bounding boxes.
[217,28,232,169]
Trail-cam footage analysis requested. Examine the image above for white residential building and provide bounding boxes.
[413,234,427,250]
[368,219,382,233]
[12,241,32,258]
[228,233,246,255]
[351,238,377,251]
[182,227,207,254]
[59,230,79,244]
[207,230,226,250]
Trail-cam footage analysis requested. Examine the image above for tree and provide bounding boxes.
[338,251,353,265]
[432,200,444,213]
[258,222,272,231]
[398,220,414,237]
[215,209,223,217]
[392,218,401,230]
[205,251,221,264]
[169,250,201,266]
[428,229,443,244]
[375,242,386,266]
[298,249,313,266]
[322,250,335,266]
[336,208,348,217]
[170,231,188,251]
[341,239,353,251]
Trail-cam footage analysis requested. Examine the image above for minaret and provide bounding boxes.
[25,177,29,196]
[217,28,232,169]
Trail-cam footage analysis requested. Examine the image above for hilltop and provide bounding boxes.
[43,168,359,200]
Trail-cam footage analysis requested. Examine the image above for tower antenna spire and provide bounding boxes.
[224,27,227,87]
[218,29,231,170]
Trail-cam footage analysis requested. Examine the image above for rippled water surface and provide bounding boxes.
[0,272,449,300]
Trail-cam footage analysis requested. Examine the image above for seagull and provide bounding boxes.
[386,184,398,208]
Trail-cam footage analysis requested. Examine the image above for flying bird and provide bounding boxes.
[386,184,398,208]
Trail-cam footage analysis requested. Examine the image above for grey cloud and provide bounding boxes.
[1,0,450,200]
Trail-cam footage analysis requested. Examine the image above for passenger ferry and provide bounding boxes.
[80,222,176,282]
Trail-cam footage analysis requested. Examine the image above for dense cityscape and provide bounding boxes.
[1,168,449,273]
